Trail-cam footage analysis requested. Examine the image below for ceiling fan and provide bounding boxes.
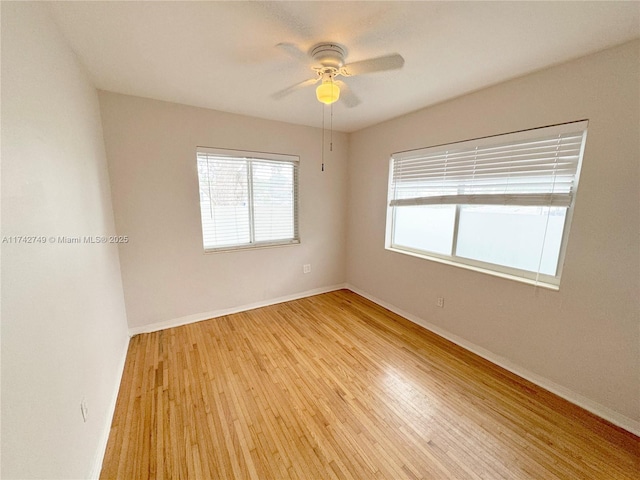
[272,42,405,107]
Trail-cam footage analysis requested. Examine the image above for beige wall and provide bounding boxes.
[99,92,348,330]
[346,41,640,425]
[1,3,130,478]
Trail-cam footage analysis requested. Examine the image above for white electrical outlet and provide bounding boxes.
[80,399,88,423]
[436,297,445,308]
[303,264,311,274]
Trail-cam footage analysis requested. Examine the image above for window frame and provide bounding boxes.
[385,121,588,290]
[196,146,300,253]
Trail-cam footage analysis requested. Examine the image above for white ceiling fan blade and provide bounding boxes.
[271,77,319,100]
[276,42,309,64]
[334,80,361,108]
[341,54,405,77]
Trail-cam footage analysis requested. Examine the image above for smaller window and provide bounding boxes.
[196,147,299,252]
[386,121,588,288]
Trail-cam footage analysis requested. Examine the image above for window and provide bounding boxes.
[196,147,299,251]
[386,121,588,288]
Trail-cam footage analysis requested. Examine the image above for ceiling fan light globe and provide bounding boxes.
[316,82,340,105]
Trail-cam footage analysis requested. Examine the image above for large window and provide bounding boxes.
[196,147,299,252]
[386,121,588,288]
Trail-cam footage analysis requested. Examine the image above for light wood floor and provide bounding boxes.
[101,289,639,479]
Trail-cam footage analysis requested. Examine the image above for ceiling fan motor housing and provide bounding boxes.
[310,43,347,70]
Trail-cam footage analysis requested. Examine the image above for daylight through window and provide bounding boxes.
[196,147,299,251]
[386,121,588,288]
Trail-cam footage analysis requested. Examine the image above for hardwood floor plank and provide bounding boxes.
[101,290,639,479]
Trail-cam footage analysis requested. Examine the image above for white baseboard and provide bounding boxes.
[128,283,348,336]
[89,337,131,479]
[345,284,640,437]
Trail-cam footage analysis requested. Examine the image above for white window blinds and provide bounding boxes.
[196,148,299,251]
[389,121,588,209]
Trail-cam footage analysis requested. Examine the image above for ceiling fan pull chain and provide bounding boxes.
[321,103,325,172]
[330,91,333,153]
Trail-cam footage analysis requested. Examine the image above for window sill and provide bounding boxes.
[385,246,560,291]
[204,239,300,254]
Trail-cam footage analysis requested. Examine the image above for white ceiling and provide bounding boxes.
[49,1,640,132]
